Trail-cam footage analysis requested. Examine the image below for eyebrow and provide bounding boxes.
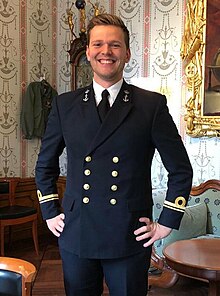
[91,40,122,44]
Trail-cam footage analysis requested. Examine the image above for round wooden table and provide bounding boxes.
[163,239,220,296]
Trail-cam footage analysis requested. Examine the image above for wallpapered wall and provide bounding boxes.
[0,0,219,186]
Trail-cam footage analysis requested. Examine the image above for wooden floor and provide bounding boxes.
[5,232,209,296]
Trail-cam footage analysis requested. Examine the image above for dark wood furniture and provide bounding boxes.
[0,178,39,256]
[0,256,36,296]
[0,177,66,255]
[163,239,220,296]
[148,179,220,288]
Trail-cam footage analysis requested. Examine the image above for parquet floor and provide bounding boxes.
[5,232,209,296]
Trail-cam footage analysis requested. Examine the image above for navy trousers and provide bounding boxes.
[60,247,152,296]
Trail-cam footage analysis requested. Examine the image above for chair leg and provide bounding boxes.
[8,225,12,248]
[32,219,39,256]
[0,225,5,256]
[25,282,32,296]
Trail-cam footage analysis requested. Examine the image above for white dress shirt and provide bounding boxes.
[93,79,123,107]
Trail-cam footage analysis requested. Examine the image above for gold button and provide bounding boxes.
[83,197,90,204]
[83,183,90,190]
[112,156,119,163]
[112,171,118,177]
[85,156,92,162]
[110,198,117,205]
[84,169,91,176]
[111,185,118,191]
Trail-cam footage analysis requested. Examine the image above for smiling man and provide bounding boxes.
[86,19,131,87]
[35,14,193,296]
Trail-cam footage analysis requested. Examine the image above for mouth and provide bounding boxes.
[98,59,115,64]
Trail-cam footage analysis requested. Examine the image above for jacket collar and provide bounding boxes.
[80,80,133,154]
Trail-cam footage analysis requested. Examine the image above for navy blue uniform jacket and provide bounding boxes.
[35,81,193,259]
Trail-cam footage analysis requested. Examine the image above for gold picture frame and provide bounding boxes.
[182,0,220,137]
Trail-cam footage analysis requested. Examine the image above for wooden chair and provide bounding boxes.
[0,256,36,296]
[0,177,39,256]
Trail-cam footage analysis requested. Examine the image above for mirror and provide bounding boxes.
[182,0,220,137]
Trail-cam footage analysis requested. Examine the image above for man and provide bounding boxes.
[35,13,193,296]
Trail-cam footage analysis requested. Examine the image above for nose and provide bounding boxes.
[101,44,112,55]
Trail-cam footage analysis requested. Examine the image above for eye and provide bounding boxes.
[92,42,102,47]
[111,43,121,48]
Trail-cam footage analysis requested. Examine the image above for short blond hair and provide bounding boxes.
[87,13,130,49]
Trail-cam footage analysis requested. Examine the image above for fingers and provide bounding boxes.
[134,217,157,246]
[60,213,65,220]
[139,217,151,224]
[57,213,65,232]
[135,231,151,243]
[143,237,156,248]
[142,224,172,248]
[56,222,64,234]
[46,220,61,237]
[134,217,156,246]
[46,213,65,237]
[50,227,62,237]
[134,218,154,236]
[134,219,173,248]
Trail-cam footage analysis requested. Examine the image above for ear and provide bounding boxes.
[86,45,90,62]
[125,48,131,63]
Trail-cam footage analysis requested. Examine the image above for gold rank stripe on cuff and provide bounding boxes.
[37,190,59,204]
[163,196,187,213]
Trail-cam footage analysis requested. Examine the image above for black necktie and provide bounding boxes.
[98,89,110,122]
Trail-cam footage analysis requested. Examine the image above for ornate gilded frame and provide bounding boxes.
[182,0,220,137]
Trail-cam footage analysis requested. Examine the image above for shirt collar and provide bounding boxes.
[93,79,123,107]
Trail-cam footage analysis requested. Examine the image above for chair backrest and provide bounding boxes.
[153,180,220,235]
[0,269,23,296]
[152,179,220,257]
[0,178,20,207]
[0,257,36,296]
[189,179,220,235]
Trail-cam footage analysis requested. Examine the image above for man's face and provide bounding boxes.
[86,25,131,88]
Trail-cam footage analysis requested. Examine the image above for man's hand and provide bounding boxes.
[46,213,65,237]
[134,217,172,248]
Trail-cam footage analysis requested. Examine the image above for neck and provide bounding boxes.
[93,78,123,89]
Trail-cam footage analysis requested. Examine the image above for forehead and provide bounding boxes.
[89,25,125,41]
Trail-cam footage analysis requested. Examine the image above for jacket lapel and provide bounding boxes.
[86,81,133,154]
[79,84,101,138]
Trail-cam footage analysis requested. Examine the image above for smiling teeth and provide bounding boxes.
[100,60,113,64]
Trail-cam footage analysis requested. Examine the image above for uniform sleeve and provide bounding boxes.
[35,96,66,220]
[21,83,35,139]
[152,95,193,230]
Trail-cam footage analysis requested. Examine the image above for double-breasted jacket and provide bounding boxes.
[35,81,193,259]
